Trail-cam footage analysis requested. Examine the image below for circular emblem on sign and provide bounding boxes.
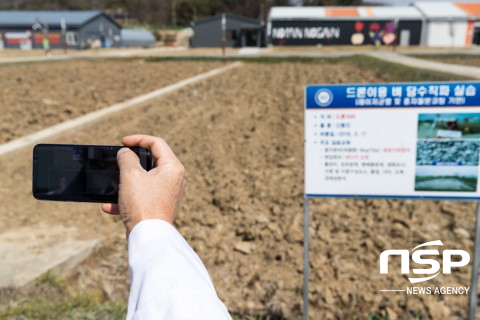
[315,89,333,107]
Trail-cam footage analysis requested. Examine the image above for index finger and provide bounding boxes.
[121,134,177,165]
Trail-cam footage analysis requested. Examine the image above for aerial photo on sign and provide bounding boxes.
[415,113,480,192]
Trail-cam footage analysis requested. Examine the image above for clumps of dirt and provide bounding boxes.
[0,60,476,319]
[0,59,221,143]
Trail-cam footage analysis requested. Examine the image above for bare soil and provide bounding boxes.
[0,59,476,319]
[0,59,221,143]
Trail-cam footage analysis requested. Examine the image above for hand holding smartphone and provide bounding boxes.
[32,144,154,203]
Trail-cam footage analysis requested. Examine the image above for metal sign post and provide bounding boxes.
[303,196,310,320]
[469,203,480,320]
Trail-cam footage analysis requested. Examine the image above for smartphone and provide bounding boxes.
[32,144,154,203]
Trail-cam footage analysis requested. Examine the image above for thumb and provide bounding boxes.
[117,148,142,172]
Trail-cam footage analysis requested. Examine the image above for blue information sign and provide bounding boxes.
[305,81,480,200]
[306,82,480,109]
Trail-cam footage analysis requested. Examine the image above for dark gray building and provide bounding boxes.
[190,13,264,48]
[0,11,121,50]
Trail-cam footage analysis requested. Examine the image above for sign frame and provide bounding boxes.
[303,81,480,320]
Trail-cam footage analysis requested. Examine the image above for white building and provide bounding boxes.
[414,1,480,47]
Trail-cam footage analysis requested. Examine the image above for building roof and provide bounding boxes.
[456,2,480,16]
[365,7,423,19]
[121,28,156,47]
[193,13,262,27]
[0,10,120,28]
[268,6,423,21]
[414,1,480,19]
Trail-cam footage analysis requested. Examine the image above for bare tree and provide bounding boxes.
[0,0,304,25]
[126,0,168,24]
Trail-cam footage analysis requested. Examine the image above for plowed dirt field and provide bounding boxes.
[0,59,222,143]
[0,58,475,319]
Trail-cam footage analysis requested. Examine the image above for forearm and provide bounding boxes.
[127,219,231,320]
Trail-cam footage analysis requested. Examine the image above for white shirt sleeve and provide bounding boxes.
[126,219,231,320]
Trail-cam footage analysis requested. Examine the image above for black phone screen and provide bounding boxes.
[32,144,153,203]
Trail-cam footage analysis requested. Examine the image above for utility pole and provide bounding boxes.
[260,0,265,22]
[61,18,67,54]
[221,13,226,57]
[171,0,177,27]
[192,4,197,22]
